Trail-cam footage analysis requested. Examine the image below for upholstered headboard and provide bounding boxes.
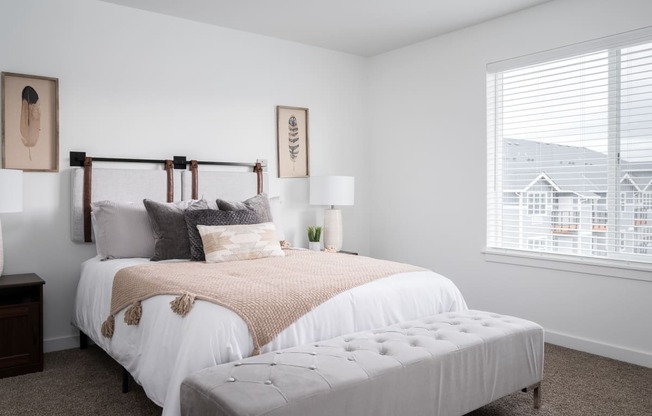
[70,168,182,243]
[69,153,267,243]
[180,170,268,202]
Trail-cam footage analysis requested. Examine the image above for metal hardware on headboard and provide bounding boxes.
[70,151,267,170]
[70,151,170,167]
[70,151,267,197]
[173,156,187,170]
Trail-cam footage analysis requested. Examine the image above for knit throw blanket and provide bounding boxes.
[101,250,425,354]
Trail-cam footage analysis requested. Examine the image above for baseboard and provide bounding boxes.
[44,334,80,353]
[545,330,652,368]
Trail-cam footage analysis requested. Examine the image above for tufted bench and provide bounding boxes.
[180,310,544,416]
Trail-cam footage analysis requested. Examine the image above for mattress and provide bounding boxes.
[72,253,468,416]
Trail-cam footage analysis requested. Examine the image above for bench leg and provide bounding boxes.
[522,383,542,408]
[533,383,542,409]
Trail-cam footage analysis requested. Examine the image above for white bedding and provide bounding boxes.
[72,253,468,416]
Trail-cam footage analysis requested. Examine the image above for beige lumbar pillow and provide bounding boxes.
[197,222,285,263]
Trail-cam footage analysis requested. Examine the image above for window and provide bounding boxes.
[487,27,652,265]
[526,191,547,215]
[621,192,627,212]
[527,236,547,251]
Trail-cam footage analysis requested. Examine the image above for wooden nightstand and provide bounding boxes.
[0,273,45,378]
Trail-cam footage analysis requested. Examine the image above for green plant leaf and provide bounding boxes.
[308,225,322,242]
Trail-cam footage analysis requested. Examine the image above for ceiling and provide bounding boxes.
[99,0,552,56]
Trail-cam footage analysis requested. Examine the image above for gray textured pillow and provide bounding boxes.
[144,199,208,261]
[184,209,261,261]
[216,193,272,223]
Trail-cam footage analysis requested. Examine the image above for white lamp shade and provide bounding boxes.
[309,176,354,207]
[0,169,24,213]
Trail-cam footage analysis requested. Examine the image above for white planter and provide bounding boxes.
[308,242,321,251]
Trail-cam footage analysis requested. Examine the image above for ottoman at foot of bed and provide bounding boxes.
[181,310,545,416]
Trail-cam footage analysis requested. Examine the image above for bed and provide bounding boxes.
[69,154,468,416]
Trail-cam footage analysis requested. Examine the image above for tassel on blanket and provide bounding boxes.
[170,293,196,317]
[124,301,142,325]
[101,315,115,338]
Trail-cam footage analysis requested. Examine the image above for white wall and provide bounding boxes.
[368,0,652,367]
[0,0,370,350]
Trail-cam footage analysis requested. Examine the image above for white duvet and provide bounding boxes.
[72,254,468,416]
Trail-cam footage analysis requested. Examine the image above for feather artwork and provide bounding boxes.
[19,86,41,161]
[288,115,299,170]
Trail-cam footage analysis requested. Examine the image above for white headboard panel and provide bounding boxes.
[70,168,182,243]
[180,170,268,202]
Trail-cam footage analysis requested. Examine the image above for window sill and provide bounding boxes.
[482,248,652,283]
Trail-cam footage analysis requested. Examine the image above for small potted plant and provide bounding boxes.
[307,226,322,251]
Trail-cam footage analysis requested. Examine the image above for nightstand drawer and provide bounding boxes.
[0,273,44,378]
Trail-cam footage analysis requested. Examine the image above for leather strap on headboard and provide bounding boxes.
[83,157,93,243]
[255,162,263,194]
[190,160,199,200]
[165,160,174,203]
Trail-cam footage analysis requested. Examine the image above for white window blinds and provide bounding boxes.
[487,27,652,264]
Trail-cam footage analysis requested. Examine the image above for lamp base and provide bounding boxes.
[323,208,343,251]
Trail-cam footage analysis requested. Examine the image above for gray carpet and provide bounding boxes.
[0,343,650,415]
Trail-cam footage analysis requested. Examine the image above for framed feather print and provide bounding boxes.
[276,105,309,178]
[2,72,59,172]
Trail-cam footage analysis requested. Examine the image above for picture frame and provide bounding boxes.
[276,105,309,178]
[2,72,59,172]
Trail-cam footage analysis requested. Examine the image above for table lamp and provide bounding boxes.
[309,176,354,251]
[0,169,23,276]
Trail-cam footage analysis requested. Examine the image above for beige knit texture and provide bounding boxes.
[103,250,425,354]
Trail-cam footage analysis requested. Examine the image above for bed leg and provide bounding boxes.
[533,383,542,409]
[122,368,130,393]
[79,331,88,349]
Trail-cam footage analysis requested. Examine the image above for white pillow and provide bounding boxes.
[197,222,285,263]
[91,200,155,259]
